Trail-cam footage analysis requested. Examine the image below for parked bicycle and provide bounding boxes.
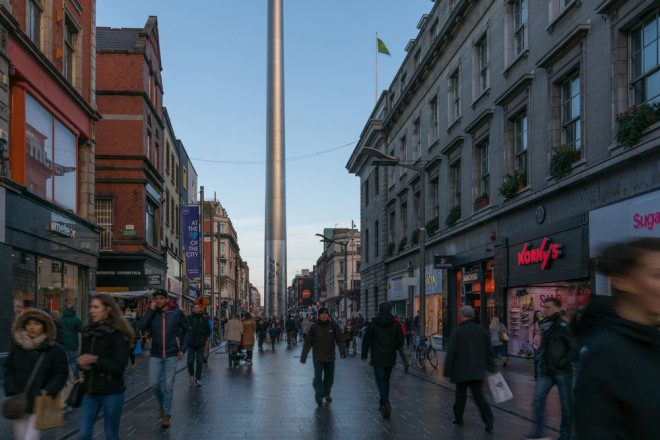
[408,332,439,369]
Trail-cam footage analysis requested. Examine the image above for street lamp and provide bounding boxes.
[362,147,428,339]
[316,232,350,319]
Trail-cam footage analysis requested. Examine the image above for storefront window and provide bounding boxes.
[506,282,591,358]
[146,201,156,247]
[456,260,497,325]
[25,94,78,212]
[12,252,37,323]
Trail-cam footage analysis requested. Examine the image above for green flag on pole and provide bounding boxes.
[377,37,390,56]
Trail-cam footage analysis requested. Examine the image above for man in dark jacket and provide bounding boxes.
[285,314,297,347]
[59,306,82,380]
[526,297,579,440]
[300,307,346,407]
[137,289,190,428]
[187,303,210,386]
[444,305,495,432]
[361,302,404,419]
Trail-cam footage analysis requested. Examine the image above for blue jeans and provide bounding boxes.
[79,392,125,440]
[531,373,573,440]
[149,356,178,416]
[373,366,393,405]
[65,349,80,379]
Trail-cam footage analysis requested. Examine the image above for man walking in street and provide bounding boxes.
[525,297,579,440]
[187,303,211,386]
[137,289,190,428]
[444,306,495,433]
[285,314,297,347]
[300,307,346,407]
[58,305,82,380]
[361,302,404,419]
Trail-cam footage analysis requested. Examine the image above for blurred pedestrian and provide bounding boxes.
[242,313,257,365]
[268,320,279,351]
[392,315,409,372]
[285,314,297,347]
[225,314,244,365]
[78,294,135,440]
[361,302,404,419]
[256,317,267,351]
[528,310,543,379]
[4,308,68,440]
[525,297,578,440]
[444,306,494,433]
[489,316,509,367]
[187,304,210,386]
[59,305,82,380]
[136,289,190,428]
[300,307,346,407]
[574,238,660,440]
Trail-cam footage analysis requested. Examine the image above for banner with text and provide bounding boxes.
[181,205,201,279]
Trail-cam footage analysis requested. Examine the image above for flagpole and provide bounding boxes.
[375,32,378,104]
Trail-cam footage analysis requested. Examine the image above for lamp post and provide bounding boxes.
[316,232,349,319]
[362,147,428,339]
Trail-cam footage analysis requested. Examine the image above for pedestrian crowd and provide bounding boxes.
[3,238,659,440]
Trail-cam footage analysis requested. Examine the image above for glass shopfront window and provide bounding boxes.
[11,251,83,324]
[25,94,78,212]
[456,260,498,325]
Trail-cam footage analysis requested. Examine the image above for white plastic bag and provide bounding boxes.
[487,372,513,403]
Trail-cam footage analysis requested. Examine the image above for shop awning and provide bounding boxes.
[91,290,153,299]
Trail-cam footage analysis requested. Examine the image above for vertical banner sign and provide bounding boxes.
[181,205,201,279]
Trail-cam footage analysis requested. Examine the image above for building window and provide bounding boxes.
[26,0,41,45]
[387,149,395,185]
[24,94,77,212]
[374,220,379,257]
[63,19,78,83]
[631,12,660,105]
[339,260,345,275]
[220,263,225,275]
[388,207,396,245]
[220,223,226,234]
[146,131,152,163]
[450,69,461,121]
[514,112,529,178]
[477,35,489,93]
[145,201,157,247]
[356,261,361,272]
[413,118,421,159]
[414,49,421,69]
[429,19,439,43]
[374,168,380,195]
[400,72,408,89]
[413,190,420,230]
[430,177,440,219]
[363,179,369,206]
[164,189,170,226]
[220,242,225,255]
[170,196,175,230]
[364,229,369,262]
[399,135,407,177]
[400,202,408,239]
[96,199,113,251]
[478,141,490,198]
[451,161,461,208]
[561,73,582,151]
[165,143,170,175]
[513,0,527,56]
[429,96,439,142]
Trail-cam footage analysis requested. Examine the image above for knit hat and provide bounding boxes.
[152,288,169,298]
[23,315,47,328]
[378,302,393,314]
[317,307,329,316]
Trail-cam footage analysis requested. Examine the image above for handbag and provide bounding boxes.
[499,324,510,342]
[34,391,63,429]
[65,380,85,408]
[2,353,45,420]
[486,372,514,403]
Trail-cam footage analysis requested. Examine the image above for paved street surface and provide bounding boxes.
[73,338,544,440]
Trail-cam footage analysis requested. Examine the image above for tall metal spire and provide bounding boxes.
[265,0,287,317]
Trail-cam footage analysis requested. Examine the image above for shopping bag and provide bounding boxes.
[34,392,64,429]
[65,380,85,409]
[486,373,513,404]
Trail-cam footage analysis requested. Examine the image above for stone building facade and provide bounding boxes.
[348,0,660,351]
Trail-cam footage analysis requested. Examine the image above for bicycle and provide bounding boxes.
[408,332,439,369]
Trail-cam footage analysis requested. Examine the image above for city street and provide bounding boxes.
[51,339,550,440]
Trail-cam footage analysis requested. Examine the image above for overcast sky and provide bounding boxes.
[97,0,432,301]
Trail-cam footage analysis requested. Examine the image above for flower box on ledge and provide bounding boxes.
[411,229,420,245]
[616,103,660,150]
[548,144,580,180]
[398,237,408,253]
[426,217,440,236]
[499,171,527,200]
[445,206,461,227]
[387,243,395,256]
[474,194,489,211]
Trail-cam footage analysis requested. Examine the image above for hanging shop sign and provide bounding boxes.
[462,268,483,284]
[517,237,562,270]
[180,205,201,278]
[49,221,76,238]
[434,255,454,269]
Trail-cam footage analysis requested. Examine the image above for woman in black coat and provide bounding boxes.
[77,294,134,440]
[4,308,68,440]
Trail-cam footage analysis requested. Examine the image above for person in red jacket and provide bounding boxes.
[393,316,410,372]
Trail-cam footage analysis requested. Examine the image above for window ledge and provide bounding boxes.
[471,88,491,109]
[545,158,586,183]
[503,49,529,78]
[447,116,462,133]
[547,1,581,34]
[473,204,492,215]
[609,120,660,153]
[427,138,440,151]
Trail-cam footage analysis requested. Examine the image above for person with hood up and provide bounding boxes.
[58,306,82,380]
[300,307,346,407]
[574,238,660,440]
[225,314,244,364]
[444,306,495,433]
[361,302,404,419]
[136,289,190,428]
[187,304,210,386]
[4,308,68,440]
[77,294,135,440]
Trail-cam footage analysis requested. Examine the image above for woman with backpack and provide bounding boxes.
[77,294,135,440]
[3,308,68,440]
[489,316,509,367]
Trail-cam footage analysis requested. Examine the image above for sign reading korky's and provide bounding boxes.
[517,237,562,270]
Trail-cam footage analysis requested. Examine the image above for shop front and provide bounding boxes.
[454,259,498,328]
[503,216,591,358]
[0,184,99,359]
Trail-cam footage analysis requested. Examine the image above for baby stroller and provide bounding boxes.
[228,337,248,366]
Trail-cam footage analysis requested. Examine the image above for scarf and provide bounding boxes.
[14,330,47,351]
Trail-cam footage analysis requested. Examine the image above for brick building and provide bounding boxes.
[0,0,101,362]
[94,17,167,293]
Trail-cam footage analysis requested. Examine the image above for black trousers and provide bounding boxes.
[453,380,494,426]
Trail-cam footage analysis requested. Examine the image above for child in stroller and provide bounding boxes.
[228,337,249,366]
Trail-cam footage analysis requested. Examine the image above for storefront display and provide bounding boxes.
[455,260,499,326]
[507,282,591,358]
